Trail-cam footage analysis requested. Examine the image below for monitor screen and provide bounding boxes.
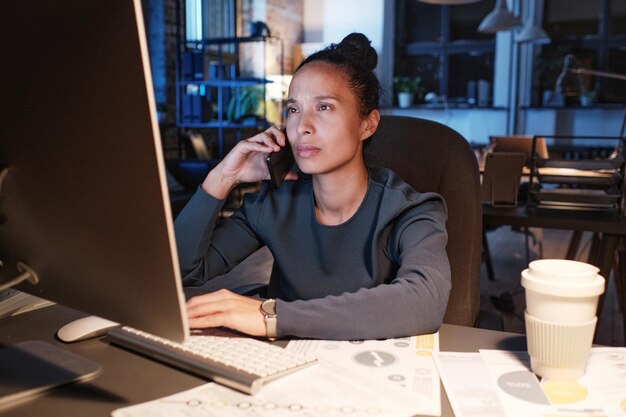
[0,0,189,342]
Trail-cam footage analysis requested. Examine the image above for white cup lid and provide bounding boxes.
[522,259,605,297]
[528,259,598,282]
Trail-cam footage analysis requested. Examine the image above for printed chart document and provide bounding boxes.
[435,352,505,417]
[437,348,626,417]
[286,333,441,416]
[111,333,441,417]
[479,348,626,417]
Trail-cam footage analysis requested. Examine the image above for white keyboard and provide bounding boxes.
[108,327,317,394]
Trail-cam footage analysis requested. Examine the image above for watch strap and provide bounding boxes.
[260,298,277,340]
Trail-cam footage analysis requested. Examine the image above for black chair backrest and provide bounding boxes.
[364,115,481,326]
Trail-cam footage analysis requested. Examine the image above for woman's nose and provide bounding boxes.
[296,111,314,136]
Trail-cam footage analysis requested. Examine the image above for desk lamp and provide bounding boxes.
[559,55,626,136]
[571,66,626,137]
[554,54,586,106]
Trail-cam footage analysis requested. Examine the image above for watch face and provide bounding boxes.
[261,299,277,316]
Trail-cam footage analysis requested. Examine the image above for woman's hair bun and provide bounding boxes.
[337,33,377,71]
[295,32,381,115]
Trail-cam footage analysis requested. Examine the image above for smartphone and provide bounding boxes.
[266,138,295,189]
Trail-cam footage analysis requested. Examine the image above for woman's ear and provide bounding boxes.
[360,109,381,142]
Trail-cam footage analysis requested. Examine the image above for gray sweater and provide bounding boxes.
[175,167,451,340]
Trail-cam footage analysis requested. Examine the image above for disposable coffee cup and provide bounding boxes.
[521,259,605,380]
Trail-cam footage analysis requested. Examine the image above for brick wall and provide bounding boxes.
[239,0,303,75]
[266,0,303,74]
[155,0,303,155]
[154,0,181,153]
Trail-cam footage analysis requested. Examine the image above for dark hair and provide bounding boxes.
[296,33,381,117]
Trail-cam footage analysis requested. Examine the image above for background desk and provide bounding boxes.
[482,203,626,340]
[0,304,526,417]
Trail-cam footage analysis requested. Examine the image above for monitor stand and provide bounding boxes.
[0,262,40,292]
[0,340,102,408]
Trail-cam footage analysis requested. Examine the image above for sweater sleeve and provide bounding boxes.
[174,188,264,287]
[276,197,451,340]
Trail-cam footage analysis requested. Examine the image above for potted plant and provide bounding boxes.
[393,76,425,108]
[227,86,263,122]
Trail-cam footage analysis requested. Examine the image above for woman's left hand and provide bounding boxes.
[186,289,266,337]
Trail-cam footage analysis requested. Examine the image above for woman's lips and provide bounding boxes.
[296,144,320,158]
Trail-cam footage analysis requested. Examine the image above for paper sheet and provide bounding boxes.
[111,333,441,417]
[437,348,626,417]
[434,352,505,417]
[580,347,626,417]
[111,361,420,417]
[479,348,626,417]
[286,333,441,416]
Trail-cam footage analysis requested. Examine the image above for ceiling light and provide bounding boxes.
[516,23,551,44]
[418,0,482,4]
[478,0,521,33]
[515,0,551,44]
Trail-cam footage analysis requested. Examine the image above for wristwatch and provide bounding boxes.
[260,298,277,341]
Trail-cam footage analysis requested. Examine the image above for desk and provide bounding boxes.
[482,203,626,340]
[0,304,527,417]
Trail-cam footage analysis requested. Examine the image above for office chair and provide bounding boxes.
[229,115,498,329]
[364,115,483,328]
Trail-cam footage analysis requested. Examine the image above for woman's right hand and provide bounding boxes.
[200,126,287,199]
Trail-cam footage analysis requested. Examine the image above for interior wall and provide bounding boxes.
[301,0,389,101]
[320,0,384,52]
[303,0,323,43]
[301,0,384,58]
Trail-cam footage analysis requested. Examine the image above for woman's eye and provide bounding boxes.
[286,107,298,115]
[318,104,329,111]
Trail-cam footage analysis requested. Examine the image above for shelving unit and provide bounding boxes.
[527,135,626,216]
[176,35,283,159]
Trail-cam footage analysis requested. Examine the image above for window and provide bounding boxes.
[534,0,626,105]
[185,0,236,42]
[394,0,496,106]
[185,0,203,41]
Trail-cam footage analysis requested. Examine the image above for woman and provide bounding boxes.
[175,33,451,340]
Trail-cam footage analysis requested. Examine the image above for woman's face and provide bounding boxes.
[285,62,376,176]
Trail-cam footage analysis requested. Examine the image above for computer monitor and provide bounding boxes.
[0,0,189,342]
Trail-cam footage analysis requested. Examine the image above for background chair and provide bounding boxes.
[479,151,527,284]
[482,136,544,315]
[481,152,526,207]
[364,115,483,328]
[167,132,256,218]
[484,135,546,269]
[489,135,549,165]
[188,132,213,161]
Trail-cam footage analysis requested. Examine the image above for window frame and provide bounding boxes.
[535,0,626,104]
[395,0,496,102]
